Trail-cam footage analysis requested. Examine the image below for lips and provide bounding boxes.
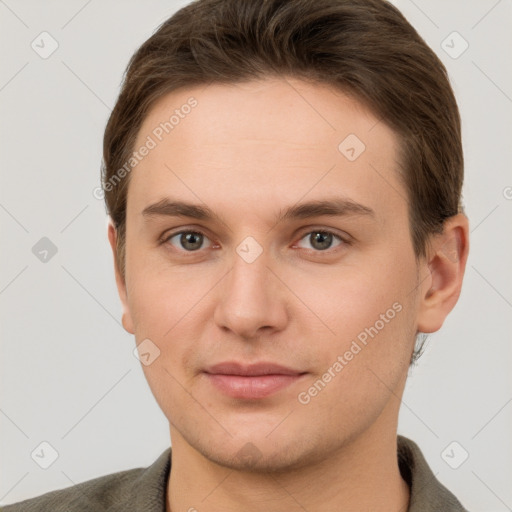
[205,361,303,376]
[203,361,307,399]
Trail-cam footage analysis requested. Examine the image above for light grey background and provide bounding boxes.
[0,0,511,510]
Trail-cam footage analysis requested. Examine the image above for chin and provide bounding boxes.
[180,423,333,474]
[202,443,313,473]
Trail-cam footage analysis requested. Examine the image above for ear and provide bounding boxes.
[107,218,135,334]
[416,213,469,333]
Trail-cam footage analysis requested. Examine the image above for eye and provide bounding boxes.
[296,230,345,252]
[164,230,212,252]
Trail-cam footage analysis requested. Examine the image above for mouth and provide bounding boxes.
[202,361,308,399]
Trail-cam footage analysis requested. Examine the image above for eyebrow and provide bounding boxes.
[142,197,375,223]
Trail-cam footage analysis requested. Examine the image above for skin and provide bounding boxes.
[108,77,469,512]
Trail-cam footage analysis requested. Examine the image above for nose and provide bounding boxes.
[213,248,288,340]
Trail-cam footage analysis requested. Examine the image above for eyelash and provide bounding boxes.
[159,227,351,256]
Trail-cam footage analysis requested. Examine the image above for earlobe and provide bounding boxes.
[416,214,469,334]
[121,312,135,335]
[107,218,135,335]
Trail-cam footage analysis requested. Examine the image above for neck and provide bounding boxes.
[166,419,410,512]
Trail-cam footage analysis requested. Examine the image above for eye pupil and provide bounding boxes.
[181,232,203,250]
[169,230,340,254]
[310,231,332,250]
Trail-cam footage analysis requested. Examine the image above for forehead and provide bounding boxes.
[128,77,404,223]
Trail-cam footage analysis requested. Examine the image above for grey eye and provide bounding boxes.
[297,231,342,251]
[167,231,211,251]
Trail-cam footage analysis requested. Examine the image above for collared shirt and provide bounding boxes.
[2,435,469,511]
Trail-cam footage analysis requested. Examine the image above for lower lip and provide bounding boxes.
[204,373,305,399]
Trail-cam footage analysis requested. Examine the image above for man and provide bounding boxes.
[4,0,470,510]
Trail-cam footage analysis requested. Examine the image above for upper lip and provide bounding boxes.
[204,362,305,376]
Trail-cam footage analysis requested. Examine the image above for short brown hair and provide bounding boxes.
[102,0,464,360]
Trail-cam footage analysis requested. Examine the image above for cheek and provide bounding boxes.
[125,261,205,418]
[298,250,417,388]
[294,278,415,436]
[125,242,204,335]
[124,251,218,402]
[290,258,411,342]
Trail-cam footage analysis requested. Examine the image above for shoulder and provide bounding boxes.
[2,448,172,512]
[397,435,470,511]
[2,467,143,512]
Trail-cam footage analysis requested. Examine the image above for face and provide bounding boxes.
[113,77,428,471]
